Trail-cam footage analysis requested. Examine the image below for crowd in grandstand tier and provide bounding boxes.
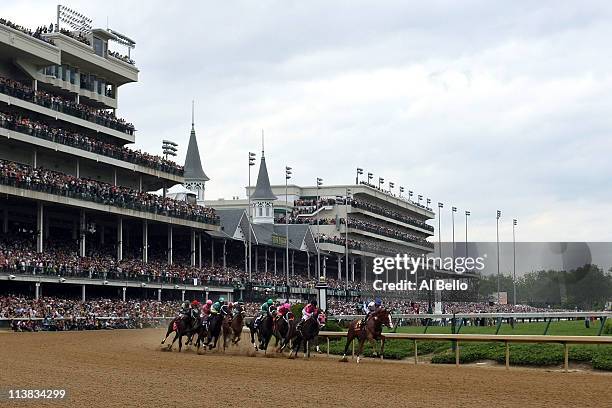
[325,299,570,316]
[59,28,90,46]
[277,215,339,225]
[350,198,433,231]
[346,218,433,248]
[0,109,182,176]
[2,296,177,331]
[0,19,55,45]
[358,181,431,210]
[108,50,136,65]
[0,159,217,224]
[317,234,415,257]
[0,75,137,136]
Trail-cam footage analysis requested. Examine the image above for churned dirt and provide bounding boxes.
[0,329,610,408]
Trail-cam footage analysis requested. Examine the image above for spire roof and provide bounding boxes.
[183,103,209,182]
[251,150,277,201]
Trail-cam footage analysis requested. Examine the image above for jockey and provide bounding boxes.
[211,297,225,314]
[253,298,274,328]
[201,299,213,316]
[361,300,376,326]
[190,300,200,320]
[296,299,318,330]
[226,302,234,316]
[179,300,191,318]
[277,302,291,320]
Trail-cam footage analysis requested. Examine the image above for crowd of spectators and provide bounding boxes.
[2,295,177,331]
[346,218,433,248]
[0,159,217,224]
[0,75,136,136]
[0,109,182,176]
[58,28,91,46]
[358,181,431,211]
[108,50,135,65]
[0,18,55,45]
[350,198,433,231]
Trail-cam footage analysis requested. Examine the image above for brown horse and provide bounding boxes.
[222,309,245,351]
[340,308,393,363]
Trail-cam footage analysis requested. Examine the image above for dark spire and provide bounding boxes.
[183,101,209,182]
[251,134,276,200]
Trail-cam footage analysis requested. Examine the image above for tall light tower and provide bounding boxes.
[162,140,177,198]
[345,188,351,289]
[496,209,502,304]
[378,177,384,190]
[248,151,256,282]
[316,177,323,277]
[465,210,470,258]
[451,206,457,271]
[437,202,444,259]
[513,218,518,305]
[285,166,292,287]
[356,168,363,184]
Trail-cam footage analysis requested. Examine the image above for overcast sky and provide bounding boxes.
[7,1,612,243]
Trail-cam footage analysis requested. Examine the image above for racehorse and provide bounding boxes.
[340,307,393,363]
[160,315,194,352]
[206,312,224,350]
[222,307,245,351]
[288,311,326,358]
[248,312,274,353]
[273,311,296,352]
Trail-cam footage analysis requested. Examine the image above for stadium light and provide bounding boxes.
[399,186,404,196]
[367,172,373,183]
[426,198,431,209]
[378,177,384,189]
[285,166,292,288]
[496,210,501,304]
[465,210,470,259]
[437,202,443,258]
[451,206,457,271]
[513,218,518,305]
[316,177,323,278]
[356,168,363,184]
[417,194,422,205]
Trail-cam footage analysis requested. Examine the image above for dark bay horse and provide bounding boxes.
[273,312,296,352]
[160,315,194,352]
[222,309,245,351]
[248,313,274,352]
[289,311,325,358]
[340,308,393,363]
[206,313,224,350]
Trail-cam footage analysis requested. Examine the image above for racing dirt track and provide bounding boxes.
[1,329,610,408]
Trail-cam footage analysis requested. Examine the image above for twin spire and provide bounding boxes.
[251,130,277,201]
[183,100,209,182]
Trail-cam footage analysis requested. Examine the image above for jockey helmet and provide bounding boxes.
[375,298,382,306]
[310,299,317,306]
[267,298,274,305]
[368,301,375,309]
[219,297,225,303]
[283,303,290,309]
[206,299,213,305]
[191,300,200,307]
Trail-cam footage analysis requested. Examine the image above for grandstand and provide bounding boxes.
[0,12,477,309]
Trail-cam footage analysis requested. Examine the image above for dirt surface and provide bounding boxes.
[0,329,610,408]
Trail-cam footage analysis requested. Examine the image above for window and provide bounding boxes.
[93,37,104,57]
[258,207,263,217]
[265,207,270,216]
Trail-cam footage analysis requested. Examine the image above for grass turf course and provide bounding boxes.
[323,319,612,370]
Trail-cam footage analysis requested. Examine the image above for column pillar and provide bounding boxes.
[158,288,162,302]
[264,248,268,273]
[117,217,123,261]
[36,202,44,253]
[35,282,40,300]
[307,252,310,278]
[181,290,185,302]
[255,247,258,272]
[323,256,327,278]
[274,251,277,275]
[190,229,196,266]
[223,240,227,271]
[81,284,86,302]
[99,225,105,245]
[76,158,80,178]
[113,168,117,186]
[211,238,215,266]
[291,251,295,276]
[122,287,126,302]
[142,220,148,263]
[198,234,202,268]
[33,149,37,168]
[167,225,173,265]
[337,256,341,280]
[351,258,355,282]
[79,210,86,257]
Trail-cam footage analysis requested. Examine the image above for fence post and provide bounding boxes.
[505,341,510,369]
[597,317,607,336]
[327,337,330,357]
[564,343,569,372]
[414,339,418,365]
[455,341,460,367]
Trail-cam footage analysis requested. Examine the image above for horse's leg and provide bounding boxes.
[342,331,354,360]
[161,324,173,344]
[379,337,386,360]
[356,337,367,363]
[169,331,179,351]
[178,333,183,352]
[369,338,378,357]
